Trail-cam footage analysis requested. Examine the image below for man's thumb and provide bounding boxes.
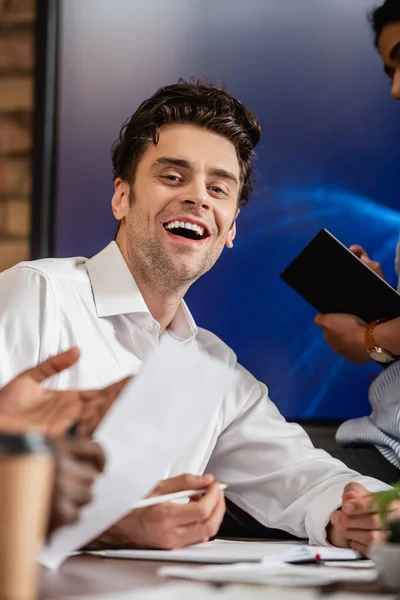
[25,348,80,383]
[150,473,214,497]
[343,482,367,497]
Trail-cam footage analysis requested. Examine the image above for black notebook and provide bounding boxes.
[280,229,400,324]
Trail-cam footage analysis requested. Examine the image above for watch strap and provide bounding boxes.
[365,320,381,352]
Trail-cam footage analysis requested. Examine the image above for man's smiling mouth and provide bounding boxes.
[163,220,210,241]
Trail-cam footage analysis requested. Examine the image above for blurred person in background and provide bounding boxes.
[0,347,127,533]
[315,0,400,483]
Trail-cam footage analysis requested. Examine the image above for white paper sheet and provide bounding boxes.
[72,582,319,600]
[40,336,237,570]
[328,594,396,600]
[158,561,378,587]
[92,539,359,564]
[322,560,375,569]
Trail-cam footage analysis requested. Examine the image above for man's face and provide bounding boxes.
[378,22,400,100]
[113,123,241,289]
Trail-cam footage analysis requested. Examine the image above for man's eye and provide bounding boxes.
[162,174,181,182]
[209,185,226,195]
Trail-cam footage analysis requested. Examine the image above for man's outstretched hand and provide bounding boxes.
[0,348,130,438]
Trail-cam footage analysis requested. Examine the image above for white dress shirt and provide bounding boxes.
[0,242,387,545]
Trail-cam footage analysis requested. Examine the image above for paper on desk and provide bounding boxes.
[94,539,359,564]
[322,560,375,569]
[73,582,319,600]
[158,561,378,587]
[40,336,237,570]
[327,594,396,600]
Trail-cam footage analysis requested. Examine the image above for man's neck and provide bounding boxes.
[116,238,188,333]
[134,276,186,333]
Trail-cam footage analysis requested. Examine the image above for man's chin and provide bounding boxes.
[169,259,214,285]
[160,245,221,284]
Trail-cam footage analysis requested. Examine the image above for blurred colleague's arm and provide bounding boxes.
[0,348,129,438]
[0,350,111,535]
[49,439,106,535]
[0,349,82,437]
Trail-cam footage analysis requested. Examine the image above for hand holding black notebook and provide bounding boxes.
[280,229,400,324]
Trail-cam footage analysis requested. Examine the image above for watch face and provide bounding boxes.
[369,348,394,364]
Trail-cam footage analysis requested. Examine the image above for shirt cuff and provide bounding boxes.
[305,476,390,546]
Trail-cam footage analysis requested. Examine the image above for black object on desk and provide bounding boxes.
[280,228,400,324]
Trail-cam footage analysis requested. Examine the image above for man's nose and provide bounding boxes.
[181,183,211,210]
[391,69,400,100]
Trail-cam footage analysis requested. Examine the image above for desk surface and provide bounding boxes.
[39,554,392,599]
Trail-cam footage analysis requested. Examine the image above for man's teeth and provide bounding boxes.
[165,221,205,237]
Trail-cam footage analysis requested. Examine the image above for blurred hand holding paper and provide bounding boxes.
[40,336,237,569]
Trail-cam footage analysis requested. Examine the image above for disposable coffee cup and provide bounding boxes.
[0,432,54,600]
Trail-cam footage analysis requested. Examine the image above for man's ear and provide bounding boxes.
[225,209,240,249]
[111,178,130,221]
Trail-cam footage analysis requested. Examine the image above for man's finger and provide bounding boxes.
[174,491,226,547]
[59,475,95,506]
[101,376,132,401]
[349,245,368,259]
[314,314,326,327]
[69,440,106,472]
[46,410,82,439]
[389,499,400,514]
[24,348,81,383]
[80,376,132,405]
[348,539,369,557]
[200,488,226,540]
[152,473,214,497]
[76,377,132,437]
[164,482,224,526]
[342,512,385,531]
[342,488,369,505]
[342,490,363,502]
[344,528,386,547]
[343,482,369,498]
[342,496,375,516]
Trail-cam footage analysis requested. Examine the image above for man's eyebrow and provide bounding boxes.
[153,157,193,169]
[153,157,239,186]
[389,41,400,61]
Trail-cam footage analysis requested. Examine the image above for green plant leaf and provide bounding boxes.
[369,484,400,519]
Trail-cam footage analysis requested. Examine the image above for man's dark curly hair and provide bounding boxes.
[112,80,261,208]
[370,0,400,47]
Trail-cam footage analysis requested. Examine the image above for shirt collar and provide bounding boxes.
[85,242,198,342]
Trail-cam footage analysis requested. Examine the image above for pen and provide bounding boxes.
[132,483,228,510]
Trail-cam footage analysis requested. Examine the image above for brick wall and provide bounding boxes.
[0,0,35,271]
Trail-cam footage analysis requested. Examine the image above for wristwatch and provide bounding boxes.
[365,320,395,364]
